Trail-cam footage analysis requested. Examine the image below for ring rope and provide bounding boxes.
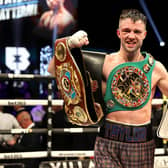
[0,151,94,159]
[47,81,54,157]
[152,98,167,105]
[0,99,64,106]
[0,148,165,159]
[0,127,100,134]
[0,73,54,81]
[0,98,164,106]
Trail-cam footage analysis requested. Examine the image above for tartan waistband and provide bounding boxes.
[99,120,153,143]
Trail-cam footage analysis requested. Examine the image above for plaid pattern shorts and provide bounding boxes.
[94,121,155,168]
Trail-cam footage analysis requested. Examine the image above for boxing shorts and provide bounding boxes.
[54,37,105,126]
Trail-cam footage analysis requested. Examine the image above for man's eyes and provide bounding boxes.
[123,29,141,34]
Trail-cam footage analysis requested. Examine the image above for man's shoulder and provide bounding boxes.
[3,113,13,118]
[3,113,18,123]
[106,51,118,56]
[105,52,118,59]
[153,60,167,79]
[104,52,119,64]
[154,60,165,69]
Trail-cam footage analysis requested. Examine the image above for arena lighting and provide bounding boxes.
[52,8,58,50]
[52,25,58,52]
[160,41,165,47]
[139,0,165,47]
[13,19,22,47]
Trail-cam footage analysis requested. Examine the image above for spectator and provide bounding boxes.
[15,108,44,168]
[13,107,43,151]
[0,106,21,152]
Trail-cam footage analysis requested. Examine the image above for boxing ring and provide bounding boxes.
[0,73,168,168]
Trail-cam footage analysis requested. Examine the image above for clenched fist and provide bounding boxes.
[68,30,89,48]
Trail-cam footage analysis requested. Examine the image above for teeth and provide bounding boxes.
[127,42,135,44]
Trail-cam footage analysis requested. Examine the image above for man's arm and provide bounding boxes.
[156,61,168,97]
[47,30,89,76]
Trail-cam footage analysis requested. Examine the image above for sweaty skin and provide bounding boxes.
[102,18,168,125]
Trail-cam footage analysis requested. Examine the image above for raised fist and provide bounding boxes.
[68,30,89,48]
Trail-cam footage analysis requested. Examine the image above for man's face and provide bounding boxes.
[117,18,147,53]
[16,111,30,128]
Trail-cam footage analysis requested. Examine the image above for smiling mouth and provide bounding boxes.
[126,41,136,47]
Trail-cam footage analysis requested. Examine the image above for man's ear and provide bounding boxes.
[116,29,120,38]
[143,31,147,39]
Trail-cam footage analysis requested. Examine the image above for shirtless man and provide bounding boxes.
[39,0,75,34]
[48,9,168,168]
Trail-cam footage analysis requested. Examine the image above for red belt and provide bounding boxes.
[54,37,104,126]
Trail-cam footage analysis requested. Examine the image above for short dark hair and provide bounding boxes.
[119,9,147,26]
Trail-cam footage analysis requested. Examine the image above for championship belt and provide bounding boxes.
[54,37,104,126]
[157,96,168,138]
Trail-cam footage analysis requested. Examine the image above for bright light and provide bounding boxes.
[139,0,165,47]
[160,41,165,47]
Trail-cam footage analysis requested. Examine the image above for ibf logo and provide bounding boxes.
[5,47,30,74]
